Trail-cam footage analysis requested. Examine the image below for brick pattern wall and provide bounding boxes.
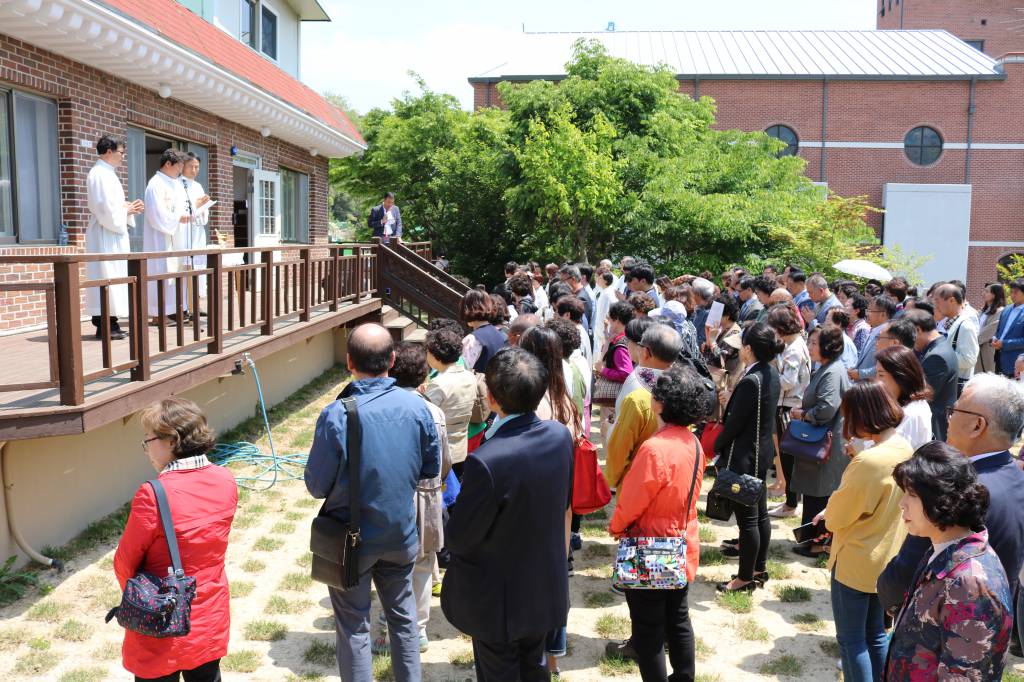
[876,0,1023,58]
[0,32,330,331]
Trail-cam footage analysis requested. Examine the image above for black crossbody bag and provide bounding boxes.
[310,397,363,590]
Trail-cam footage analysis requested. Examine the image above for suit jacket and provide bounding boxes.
[441,414,574,643]
[976,307,1003,374]
[920,336,958,441]
[815,294,841,327]
[995,304,1024,376]
[368,204,402,241]
[854,325,882,379]
[788,359,850,498]
[738,297,763,323]
[878,450,1024,612]
[713,362,781,479]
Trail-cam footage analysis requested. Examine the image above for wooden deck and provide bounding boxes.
[0,295,381,441]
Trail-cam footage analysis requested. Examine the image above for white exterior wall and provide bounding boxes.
[882,183,972,288]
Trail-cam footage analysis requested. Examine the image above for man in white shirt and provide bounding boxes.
[179,152,212,301]
[85,136,144,340]
[144,149,193,323]
[934,283,979,391]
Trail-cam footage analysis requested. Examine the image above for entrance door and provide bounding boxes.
[252,169,281,248]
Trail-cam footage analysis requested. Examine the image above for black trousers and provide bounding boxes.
[136,658,221,682]
[91,315,122,331]
[472,634,549,682]
[801,494,829,527]
[732,486,770,581]
[624,587,695,682]
[780,451,799,508]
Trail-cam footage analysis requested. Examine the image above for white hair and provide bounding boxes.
[965,373,1024,443]
[691,277,715,302]
[599,259,613,269]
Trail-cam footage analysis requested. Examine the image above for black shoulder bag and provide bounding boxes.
[709,372,765,507]
[310,397,363,590]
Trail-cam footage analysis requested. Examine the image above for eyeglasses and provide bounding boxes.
[142,436,161,451]
[945,406,987,422]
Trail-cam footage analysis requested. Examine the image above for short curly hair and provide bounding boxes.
[509,272,533,298]
[389,340,428,388]
[815,325,845,362]
[425,328,463,365]
[460,289,493,323]
[893,441,989,532]
[628,291,656,316]
[428,317,463,334]
[607,301,634,326]
[140,397,216,459]
[546,317,580,359]
[650,365,714,427]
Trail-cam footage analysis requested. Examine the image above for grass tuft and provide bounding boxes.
[271,521,297,535]
[695,636,712,662]
[793,612,824,632]
[222,650,262,673]
[303,639,336,666]
[582,543,612,560]
[695,675,723,682]
[279,571,314,592]
[0,627,31,651]
[58,667,108,682]
[736,618,769,641]
[13,650,60,675]
[295,553,313,568]
[26,600,69,623]
[765,560,791,580]
[716,590,753,613]
[285,511,306,521]
[233,515,258,530]
[295,497,319,509]
[698,526,717,544]
[55,619,91,642]
[582,590,616,608]
[815,552,830,568]
[449,649,475,668]
[758,654,804,677]
[244,620,288,641]
[27,636,50,650]
[231,581,255,598]
[253,536,284,552]
[371,653,395,681]
[774,585,812,602]
[584,508,608,521]
[598,653,638,676]
[594,614,630,639]
[819,639,841,657]
[580,524,607,538]
[241,559,266,573]
[699,547,727,566]
[266,595,314,615]
[93,641,121,660]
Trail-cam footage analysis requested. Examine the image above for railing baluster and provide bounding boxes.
[250,267,258,324]
[53,261,84,405]
[262,249,274,335]
[292,262,298,311]
[300,248,311,322]
[129,259,151,382]
[45,286,59,384]
[175,275,184,347]
[331,248,340,311]
[275,263,281,317]
[192,273,201,342]
[239,270,247,327]
[100,284,111,368]
[208,252,223,354]
[227,267,235,331]
[355,248,363,301]
[157,279,167,352]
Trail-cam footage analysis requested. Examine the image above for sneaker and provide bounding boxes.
[419,632,429,653]
[431,582,442,597]
[768,504,798,519]
[605,639,638,661]
[570,532,582,551]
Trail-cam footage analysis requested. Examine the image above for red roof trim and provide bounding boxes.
[98,0,364,146]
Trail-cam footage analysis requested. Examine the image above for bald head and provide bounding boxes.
[769,288,793,305]
[348,323,395,377]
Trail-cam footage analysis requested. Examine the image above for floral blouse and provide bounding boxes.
[884,530,1012,682]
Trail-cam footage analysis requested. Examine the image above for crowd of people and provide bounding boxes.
[109,252,1024,682]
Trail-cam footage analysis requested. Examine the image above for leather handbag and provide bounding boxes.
[310,396,363,590]
[592,375,621,406]
[709,372,765,507]
[781,420,833,463]
[105,480,196,637]
[612,440,702,589]
[704,490,734,522]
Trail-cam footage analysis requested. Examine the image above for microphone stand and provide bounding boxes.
[183,177,194,318]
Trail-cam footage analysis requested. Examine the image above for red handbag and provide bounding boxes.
[572,436,612,514]
[700,421,723,460]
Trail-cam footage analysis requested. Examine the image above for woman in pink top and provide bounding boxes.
[609,366,713,682]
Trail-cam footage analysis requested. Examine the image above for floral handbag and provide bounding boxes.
[612,441,702,590]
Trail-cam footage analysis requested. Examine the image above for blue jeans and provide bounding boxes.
[830,572,888,682]
[328,544,420,682]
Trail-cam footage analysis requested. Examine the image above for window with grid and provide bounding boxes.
[260,179,276,235]
[280,168,309,242]
[765,125,799,157]
[904,126,943,166]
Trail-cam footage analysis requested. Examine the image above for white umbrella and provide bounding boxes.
[832,259,892,282]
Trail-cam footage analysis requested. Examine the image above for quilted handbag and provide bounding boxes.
[612,441,702,590]
[105,480,196,638]
[709,372,765,507]
[781,420,833,463]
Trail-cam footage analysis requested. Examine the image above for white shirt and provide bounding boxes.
[896,400,933,450]
[946,314,980,380]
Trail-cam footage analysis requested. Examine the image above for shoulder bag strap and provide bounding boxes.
[147,480,184,577]
[752,372,762,477]
[340,397,362,536]
[951,318,963,350]
[683,437,703,515]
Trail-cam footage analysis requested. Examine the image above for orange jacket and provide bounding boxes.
[609,425,705,582]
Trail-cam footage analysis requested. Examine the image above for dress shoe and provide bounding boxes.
[716,579,757,593]
[605,639,638,661]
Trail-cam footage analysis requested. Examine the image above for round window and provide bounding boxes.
[904,126,943,165]
[765,125,799,157]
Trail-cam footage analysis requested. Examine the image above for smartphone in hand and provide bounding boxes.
[792,518,829,544]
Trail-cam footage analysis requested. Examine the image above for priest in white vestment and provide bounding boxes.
[178,152,212,299]
[85,136,144,340]
[144,149,189,321]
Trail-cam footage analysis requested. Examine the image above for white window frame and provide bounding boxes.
[239,0,257,50]
[252,168,281,247]
[259,1,279,63]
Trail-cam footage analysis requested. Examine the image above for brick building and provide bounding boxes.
[0,0,364,331]
[470,6,1024,291]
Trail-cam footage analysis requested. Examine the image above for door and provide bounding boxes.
[252,169,281,248]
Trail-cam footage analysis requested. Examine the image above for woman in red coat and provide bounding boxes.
[114,397,237,682]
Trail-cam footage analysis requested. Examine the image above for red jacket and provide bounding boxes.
[114,462,237,677]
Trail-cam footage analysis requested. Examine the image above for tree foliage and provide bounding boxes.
[334,41,899,285]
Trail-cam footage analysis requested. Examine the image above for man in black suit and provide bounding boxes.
[368,191,402,243]
[877,374,1024,622]
[441,347,574,681]
[905,309,958,441]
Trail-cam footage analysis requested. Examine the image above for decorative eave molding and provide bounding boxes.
[0,0,364,157]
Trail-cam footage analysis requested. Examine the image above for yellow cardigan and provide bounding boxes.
[605,387,658,489]
[825,434,913,594]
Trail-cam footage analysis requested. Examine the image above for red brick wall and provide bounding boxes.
[877,0,1022,58]
[0,32,330,332]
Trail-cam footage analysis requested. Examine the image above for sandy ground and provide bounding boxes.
[2,369,1023,681]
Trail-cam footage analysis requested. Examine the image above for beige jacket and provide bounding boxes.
[976,307,1003,374]
[425,364,478,464]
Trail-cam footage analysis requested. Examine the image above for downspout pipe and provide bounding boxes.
[820,78,829,183]
[965,77,976,183]
[0,441,63,570]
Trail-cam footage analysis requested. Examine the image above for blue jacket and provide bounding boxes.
[995,303,1024,376]
[304,378,440,554]
[814,294,841,327]
[854,325,882,379]
[877,450,1024,613]
[441,413,574,643]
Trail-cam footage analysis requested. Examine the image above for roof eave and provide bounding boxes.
[469,72,1006,84]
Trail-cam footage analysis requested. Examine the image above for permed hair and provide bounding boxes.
[425,328,463,365]
[894,441,989,532]
[140,397,216,459]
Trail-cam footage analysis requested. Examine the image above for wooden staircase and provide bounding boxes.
[375,240,470,333]
[382,304,426,343]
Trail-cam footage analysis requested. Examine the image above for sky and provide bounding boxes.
[300,0,877,113]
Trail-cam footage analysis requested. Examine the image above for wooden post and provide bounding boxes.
[330,247,340,311]
[261,249,274,335]
[300,247,312,322]
[372,239,383,295]
[129,259,151,382]
[354,247,364,301]
[53,261,84,405]
[208,252,224,354]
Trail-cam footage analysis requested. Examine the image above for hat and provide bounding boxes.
[722,332,743,350]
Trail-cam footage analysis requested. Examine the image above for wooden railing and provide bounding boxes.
[376,240,467,324]
[0,244,379,406]
[402,241,433,261]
